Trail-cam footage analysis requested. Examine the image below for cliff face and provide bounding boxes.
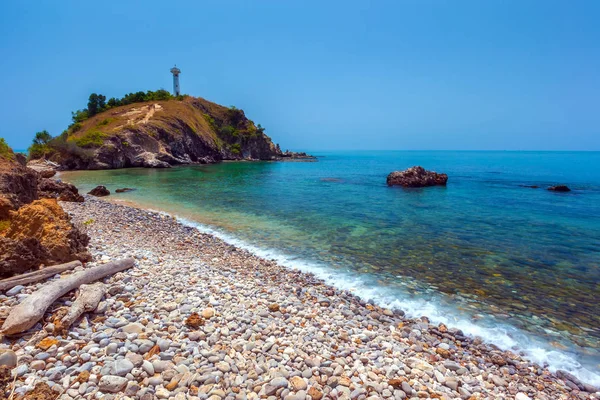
[45,96,285,170]
[0,153,39,214]
[0,151,90,277]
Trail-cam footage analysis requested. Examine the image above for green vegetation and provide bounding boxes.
[83,218,95,226]
[230,143,242,155]
[97,118,112,127]
[70,122,82,133]
[27,130,53,159]
[73,131,107,148]
[0,138,14,159]
[70,89,179,126]
[27,129,95,161]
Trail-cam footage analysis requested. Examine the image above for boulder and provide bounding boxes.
[38,178,84,202]
[88,185,110,197]
[115,188,135,193]
[27,159,57,178]
[0,154,39,210]
[0,199,90,277]
[548,185,571,192]
[0,236,47,277]
[387,166,448,188]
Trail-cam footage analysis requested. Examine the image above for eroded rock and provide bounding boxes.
[88,186,110,197]
[387,166,448,187]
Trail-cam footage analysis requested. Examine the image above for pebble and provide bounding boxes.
[1,198,584,400]
[6,285,25,296]
[0,349,17,367]
[98,375,129,393]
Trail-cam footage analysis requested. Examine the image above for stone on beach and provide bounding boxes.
[2,196,591,400]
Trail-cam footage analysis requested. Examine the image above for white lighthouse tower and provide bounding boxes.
[170,65,181,96]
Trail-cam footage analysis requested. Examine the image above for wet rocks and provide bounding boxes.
[548,185,571,192]
[387,166,448,187]
[3,196,592,400]
[88,185,110,196]
[115,187,136,193]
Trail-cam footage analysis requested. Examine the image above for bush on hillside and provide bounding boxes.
[27,130,53,159]
[0,138,14,159]
[73,131,107,148]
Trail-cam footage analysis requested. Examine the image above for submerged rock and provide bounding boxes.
[115,187,136,193]
[548,185,571,192]
[387,166,448,188]
[88,185,110,197]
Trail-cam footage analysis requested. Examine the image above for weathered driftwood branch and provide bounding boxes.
[0,261,82,292]
[55,282,105,334]
[1,258,134,335]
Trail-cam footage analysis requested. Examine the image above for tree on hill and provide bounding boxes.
[33,130,52,146]
[87,93,106,117]
[28,130,53,159]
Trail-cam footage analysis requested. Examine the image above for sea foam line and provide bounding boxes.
[150,210,600,387]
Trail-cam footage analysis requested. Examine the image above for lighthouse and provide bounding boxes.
[170,65,181,96]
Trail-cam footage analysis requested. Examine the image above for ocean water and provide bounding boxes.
[60,151,600,385]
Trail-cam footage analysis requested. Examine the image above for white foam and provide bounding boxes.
[174,214,600,387]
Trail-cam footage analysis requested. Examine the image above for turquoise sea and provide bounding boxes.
[61,151,600,385]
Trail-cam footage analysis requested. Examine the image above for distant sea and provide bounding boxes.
[61,151,600,385]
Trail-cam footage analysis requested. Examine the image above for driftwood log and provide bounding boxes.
[55,282,106,334]
[0,261,82,292]
[1,258,134,335]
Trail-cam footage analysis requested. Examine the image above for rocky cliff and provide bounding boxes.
[39,96,292,170]
[0,148,90,277]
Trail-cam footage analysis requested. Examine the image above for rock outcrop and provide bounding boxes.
[0,148,90,277]
[548,185,571,192]
[35,96,305,170]
[0,199,90,277]
[38,178,84,202]
[0,153,40,211]
[387,166,448,188]
[26,159,57,178]
[88,186,110,197]
[115,188,135,193]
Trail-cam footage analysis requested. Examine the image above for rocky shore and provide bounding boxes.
[1,197,597,400]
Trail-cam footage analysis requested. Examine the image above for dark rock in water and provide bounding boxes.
[519,185,540,189]
[320,178,343,183]
[88,186,110,197]
[115,188,136,193]
[38,178,84,202]
[556,370,585,391]
[387,166,448,188]
[548,185,571,192]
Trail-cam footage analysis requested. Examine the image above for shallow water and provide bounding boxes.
[61,150,600,385]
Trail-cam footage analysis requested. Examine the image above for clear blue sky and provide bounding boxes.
[1,1,599,151]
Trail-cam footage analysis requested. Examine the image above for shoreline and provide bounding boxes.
[3,197,598,399]
[60,182,600,389]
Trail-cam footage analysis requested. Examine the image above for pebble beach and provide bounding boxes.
[1,197,598,400]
